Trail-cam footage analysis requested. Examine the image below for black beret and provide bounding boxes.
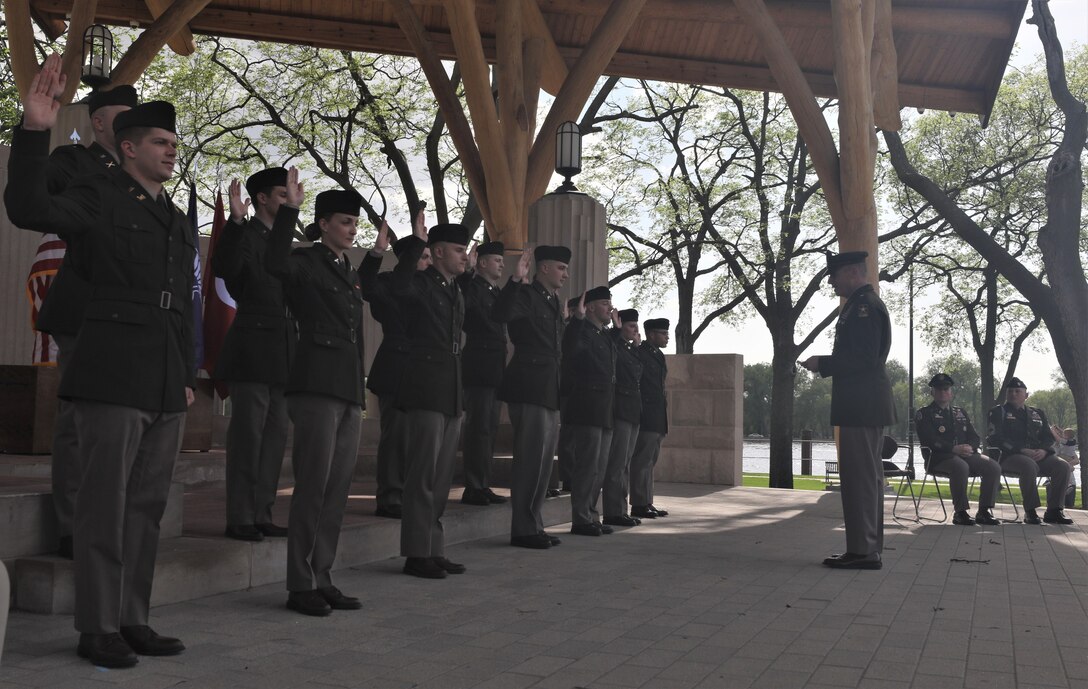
[644,318,670,331]
[304,189,362,241]
[245,167,287,200]
[584,285,611,303]
[88,85,137,114]
[1007,377,1027,390]
[428,223,470,246]
[477,241,504,257]
[113,100,176,134]
[929,373,955,388]
[393,236,417,258]
[534,245,571,264]
[618,309,639,323]
[826,251,868,272]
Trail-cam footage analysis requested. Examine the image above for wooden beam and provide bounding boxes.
[871,0,901,132]
[525,0,648,206]
[6,0,40,98]
[110,0,212,85]
[733,0,846,230]
[58,0,98,104]
[496,0,529,241]
[521,0,567,95]
[388,0,493,230]
[443,0,518,239]
[144,0,197,56]
[831,0,878,266]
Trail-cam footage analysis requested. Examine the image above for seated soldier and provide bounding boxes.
[987,377,1074,525]
[915,373,1001,526]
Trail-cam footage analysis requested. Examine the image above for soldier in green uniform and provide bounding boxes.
[6,56,192,667]
[602,308,643,527]
[987,377,1074,525]
[36,85,137,559]
[914,373,1000,526]
[631,318,670,519]
[800,251,896,570]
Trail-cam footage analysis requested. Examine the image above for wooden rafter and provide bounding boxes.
[871,0,901,132]
[58,0,98,104]
[520,0,567,96]
[525,0,648,205]
[143,0,197,56]
[110,0,212,85]
[496,0,529,236]
[6,0,40,98]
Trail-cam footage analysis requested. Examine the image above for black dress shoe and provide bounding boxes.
[1024,509,1042,525]
[256,522,288,537]
[403,556,447,579]
[823,552,882,570]
[648,504,668,516]
[433,556,467,574]
[1043,509,1075,525]
[540,531,562,546]
[975,509,1001,526]
[224,524,264,541]
[77,633,138,668]
[375,505,402,519]
[486,489,508,504]
[570,523,602,536]
[57,535,74,560]
[822,553,846,566]
[511,534,552,549]
[594,522,614,535]
[318,585,362,610]
[631,506,658,519]
[460,490,491,506]
[952,510,976,526]
[603,515,639,527]
[287,590,332,617]
[546,488,561,498]
[119,626,185,656]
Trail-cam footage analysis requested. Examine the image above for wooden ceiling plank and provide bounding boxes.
[143,0,198,55]
[110,0,212,85]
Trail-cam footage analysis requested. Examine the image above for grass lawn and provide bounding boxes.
[742,472,1043,506]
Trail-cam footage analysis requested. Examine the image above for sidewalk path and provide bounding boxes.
[2,485,1086,689]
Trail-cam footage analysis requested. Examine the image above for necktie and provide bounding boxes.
[157,193,171,214]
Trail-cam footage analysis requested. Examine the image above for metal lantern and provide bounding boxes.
[81,24,114,88]
[554,121,582,193]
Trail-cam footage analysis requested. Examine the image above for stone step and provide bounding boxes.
[11,489,572,614]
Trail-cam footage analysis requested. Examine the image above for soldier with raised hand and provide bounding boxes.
[602,308,643,528]
[562,287,619,536]
[215,167,296,542]
[37,84,138,560]
[265,180,367,617]
[6,55,193,668]
[457,240,509,506]
[495,245,570,549]
[631,318,670,519]
[987,377,1074,525]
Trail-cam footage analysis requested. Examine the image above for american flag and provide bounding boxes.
[25,233,65,365]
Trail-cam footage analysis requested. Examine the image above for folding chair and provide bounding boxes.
[990,448,1023,522]
[880,436,922,523]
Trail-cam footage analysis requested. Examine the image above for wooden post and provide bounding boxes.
[110,0,214,86]
[5,0,39,98]
[496,0,529,241]
[521,0,569,95]
[143,0,198,56]
[871,0,902,132]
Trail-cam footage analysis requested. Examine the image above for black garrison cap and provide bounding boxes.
[245,167,287,200]
[929,373,955,389]
[644,318,670,331]
[393,236,416,258]
[428,223,470,246]
[477,241,504,257]
[1007,377,1027,390]
[112,100,176,134]
[584,286,611,303]
[534,245,572,264]
[88,85,138,114]
[618,309,639,323]
[304,189,362,240]
[826,251,868,273]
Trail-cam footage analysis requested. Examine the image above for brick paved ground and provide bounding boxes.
[2,484,1086,689]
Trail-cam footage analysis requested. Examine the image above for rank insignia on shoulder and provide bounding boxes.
[136,193,146,201]
[857,304,869,317]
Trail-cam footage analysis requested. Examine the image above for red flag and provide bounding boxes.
[25,233,65,366]
[201,192,236,397]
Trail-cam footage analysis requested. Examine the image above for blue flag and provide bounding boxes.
[188,184,205,369]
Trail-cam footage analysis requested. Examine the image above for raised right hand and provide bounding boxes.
[228,179,250,222]
[513,244,532,282]
[285,166,304,207]
[573,291,587,320]
[373,220,391,254]
[23,54,65,132]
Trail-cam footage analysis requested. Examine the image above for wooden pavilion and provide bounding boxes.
[6,0,1028,272]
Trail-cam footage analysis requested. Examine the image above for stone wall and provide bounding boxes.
[657,353,744,486]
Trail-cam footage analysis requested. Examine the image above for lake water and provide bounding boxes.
[742,439,840,475]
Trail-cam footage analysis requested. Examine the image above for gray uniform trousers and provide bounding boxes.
[286,394,362,592]
[462,386,500,492]
[838,426,884,556]
[603,420,639,517]
[72,401,184,634]
[557,400,573,485]
[401,409,463,557]
[375,394,407,509]
[930,453,1001,511]
[509,403,559,538]
[51,333,79,539]
[569,425,614,527]
[999,453,1073,511]
[629,431,663,507]
[225,381,288,526]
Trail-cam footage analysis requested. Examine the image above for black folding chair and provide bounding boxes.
[881,436,922,523]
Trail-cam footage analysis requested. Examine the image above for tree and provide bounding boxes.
[743,363,773,437]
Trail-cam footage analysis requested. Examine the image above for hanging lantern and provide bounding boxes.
[554,121,582,193]
[81,24,114,88]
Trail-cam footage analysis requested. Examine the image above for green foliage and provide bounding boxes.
[743,363,773,436]
[1029,386,1077,429]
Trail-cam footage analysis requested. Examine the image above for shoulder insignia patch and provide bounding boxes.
[857,304,869,317]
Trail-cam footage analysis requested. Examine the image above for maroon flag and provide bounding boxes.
[201,192,236,397]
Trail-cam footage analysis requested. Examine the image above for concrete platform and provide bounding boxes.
[3,485,1087,688]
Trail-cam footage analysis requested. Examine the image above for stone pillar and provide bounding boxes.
[527,191,608,299]
[657,353,744,486]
